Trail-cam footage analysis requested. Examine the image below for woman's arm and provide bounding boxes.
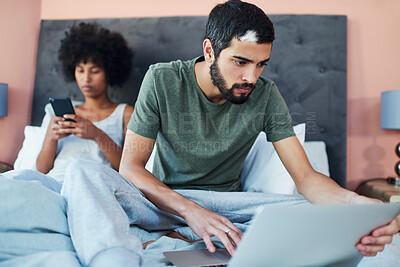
[36,116,68,173]
[95,105,134,169]
[122,105,134,144]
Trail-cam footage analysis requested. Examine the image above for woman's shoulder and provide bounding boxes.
[116,103,133,111]
[122,104,134,114]
[121,103,134,121]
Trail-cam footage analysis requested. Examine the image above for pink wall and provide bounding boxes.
[1,0,399,190]
[0,0,41,166]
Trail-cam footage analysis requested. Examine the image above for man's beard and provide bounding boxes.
[209,59,255,104]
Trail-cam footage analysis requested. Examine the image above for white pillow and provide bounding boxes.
[303,141,330,177]
[14,102,84,170]
[241,123,306,194]
[145,144,156,173]
[13,125,46,170]
[14,104,53,170]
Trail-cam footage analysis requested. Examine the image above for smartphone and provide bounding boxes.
[49,97,76,121]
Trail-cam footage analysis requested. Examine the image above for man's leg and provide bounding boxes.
[61,160,186,267]
[62,160,308,265]
[169,190,309,242]
[177,189,309,223]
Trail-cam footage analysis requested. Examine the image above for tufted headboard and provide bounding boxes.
[31,15,347,187]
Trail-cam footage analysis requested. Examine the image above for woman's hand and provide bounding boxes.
[60,113,123,169]
[58,114,102,140]
[48,115,72,141]
[182,202,243,256]
[36,115,72,173]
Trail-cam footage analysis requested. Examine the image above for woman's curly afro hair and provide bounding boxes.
[58,22,134,87]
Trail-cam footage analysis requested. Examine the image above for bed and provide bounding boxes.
[30,15,347,187]
[1,15,399,267]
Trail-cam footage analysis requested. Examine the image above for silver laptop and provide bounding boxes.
[164,203,400,267]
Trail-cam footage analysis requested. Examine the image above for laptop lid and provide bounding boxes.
[229,203,400,267]
[164,203,400,267]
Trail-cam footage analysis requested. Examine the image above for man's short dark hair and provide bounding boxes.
[205,0,275,58]
[58,22,134,87]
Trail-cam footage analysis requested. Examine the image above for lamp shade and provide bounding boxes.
[381,89,400,129]
[0,83,7,117]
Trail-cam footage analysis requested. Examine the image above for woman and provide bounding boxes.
[36,22,134,184]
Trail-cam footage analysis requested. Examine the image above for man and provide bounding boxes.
[61,1,399,266]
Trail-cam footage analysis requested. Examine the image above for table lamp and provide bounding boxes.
[0,83,7,117]
[381,89,400,181]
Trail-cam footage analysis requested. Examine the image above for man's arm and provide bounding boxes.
[273,136,355,203]
[273,136,399,256]
[119,130,242,255]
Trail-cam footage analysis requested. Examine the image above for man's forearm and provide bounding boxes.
[297,170,358,204]
[120,163,198,218]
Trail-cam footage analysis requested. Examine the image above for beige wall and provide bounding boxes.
[1,0,399,190]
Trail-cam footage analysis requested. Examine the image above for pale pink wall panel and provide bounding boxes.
[0,0,41,165]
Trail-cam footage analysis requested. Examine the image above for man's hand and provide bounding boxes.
[182,203,243,256]
[357,219,399,256]
[351,195,400,256]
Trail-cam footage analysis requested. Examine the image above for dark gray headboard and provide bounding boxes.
[32,15,347,187]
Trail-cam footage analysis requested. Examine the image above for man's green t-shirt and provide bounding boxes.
[128,57,295,192]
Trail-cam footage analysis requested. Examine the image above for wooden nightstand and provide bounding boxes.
[0,162,13,173]
[357,178,400,230]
